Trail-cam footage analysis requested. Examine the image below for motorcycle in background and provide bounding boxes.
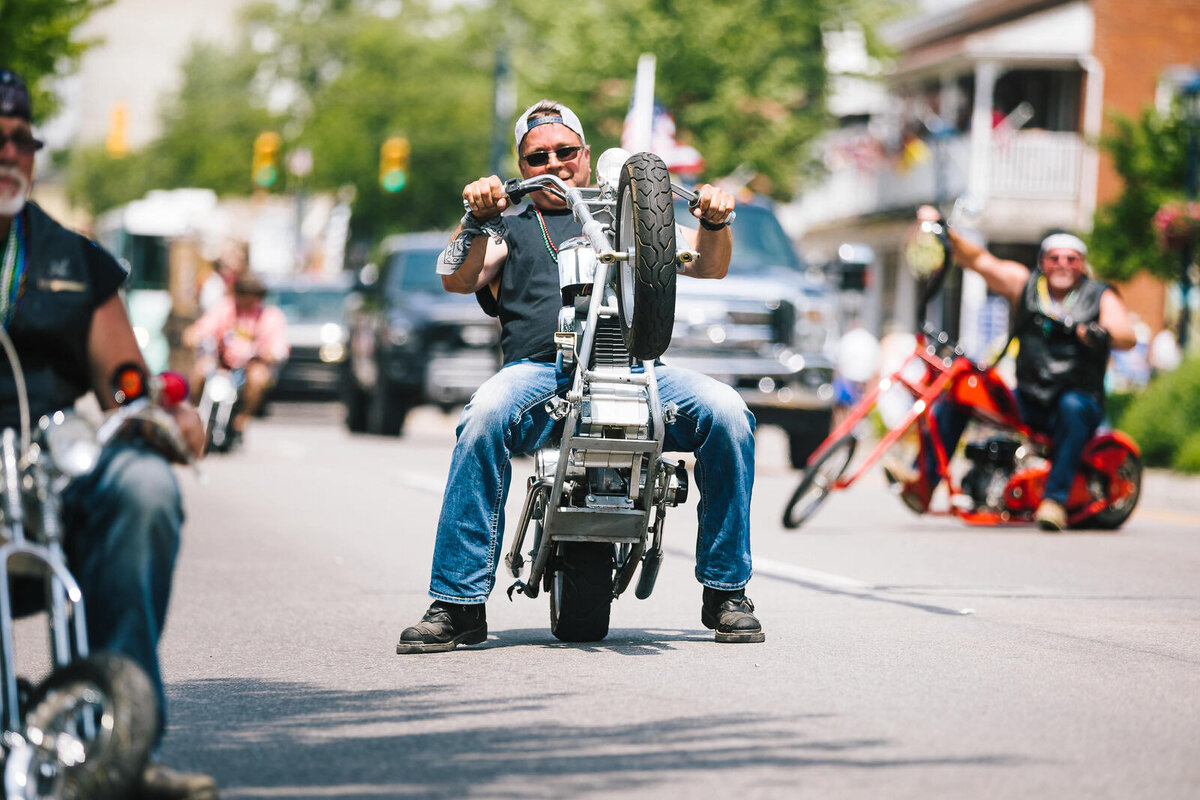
[194,337,243,454]
[781,215,1142,531]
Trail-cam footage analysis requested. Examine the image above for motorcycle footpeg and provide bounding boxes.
[506,581,528,601]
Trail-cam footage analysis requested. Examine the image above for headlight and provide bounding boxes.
[320,322,344,344]
[319,342,346,363]
[206,372,238,404]
[40,412,101,478]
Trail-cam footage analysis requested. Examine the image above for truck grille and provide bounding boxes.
[671,298,795,353]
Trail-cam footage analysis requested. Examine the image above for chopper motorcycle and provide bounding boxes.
[0,330,191,799]
[498,149,725,641]
[782,215,1142,531]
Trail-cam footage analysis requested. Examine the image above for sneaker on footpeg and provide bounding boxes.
[701,587,765,643]
[396,601,487,654]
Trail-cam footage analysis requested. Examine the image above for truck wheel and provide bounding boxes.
[18,652,158,800]
[782,434,856,529]
[615,152,676,361]
[549,542,614,642]
[787,410,834,469]
[369,378,408,436]
[345,380,369,433]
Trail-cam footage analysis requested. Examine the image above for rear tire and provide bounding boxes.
[20,652,158,800]
[782,435,857,529]
[549,542,614,642]
[1082,443,1142,530]
[615,152,676,361]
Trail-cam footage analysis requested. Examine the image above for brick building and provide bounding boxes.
[788,0,1200,353]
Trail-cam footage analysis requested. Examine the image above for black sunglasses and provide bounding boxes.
[0,131,43,155]
[521,145,582,167]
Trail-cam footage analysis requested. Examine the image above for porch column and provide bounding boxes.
[961,60,1000,359]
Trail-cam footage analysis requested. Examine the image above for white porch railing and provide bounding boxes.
[791,130,1085,230]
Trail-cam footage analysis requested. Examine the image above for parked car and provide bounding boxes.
[666,198,838,467]
[265,272,354,400]
[344,232,501,435]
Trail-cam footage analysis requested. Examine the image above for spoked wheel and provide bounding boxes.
[781,435,857,529]
[615,152,677,361]
[549,542,615,642]
[1082,443,1143,530]
[9,652,158,800]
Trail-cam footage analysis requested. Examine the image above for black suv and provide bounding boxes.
[343,232,500,435]
[667,199,838,467]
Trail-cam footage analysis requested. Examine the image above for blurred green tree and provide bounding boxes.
[65,0,899,243]
[1089,106,1191,283]
[0,0,112,120]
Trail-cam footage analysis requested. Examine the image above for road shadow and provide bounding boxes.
[161,678,1028,799]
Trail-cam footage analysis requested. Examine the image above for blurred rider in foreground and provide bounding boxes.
[0,67,214,798]
[886,204,1136,532]
[396,99,765,653]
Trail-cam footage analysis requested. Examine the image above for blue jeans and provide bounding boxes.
[926,389,1104,505]
[61,440,183,742]
[428,360,756,603]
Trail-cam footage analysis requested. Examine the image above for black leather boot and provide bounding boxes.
[701,587,765,643]
[396,601,487,654]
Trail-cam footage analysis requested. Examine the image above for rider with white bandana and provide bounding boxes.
[886,205,1136,531]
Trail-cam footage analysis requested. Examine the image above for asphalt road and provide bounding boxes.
[146,401,1198,799]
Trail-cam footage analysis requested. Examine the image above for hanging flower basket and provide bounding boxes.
[1153,200,1200,251]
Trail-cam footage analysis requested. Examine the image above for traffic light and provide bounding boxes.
[252,131,282,189]
[105,102,128,158]
[380,136,410,193]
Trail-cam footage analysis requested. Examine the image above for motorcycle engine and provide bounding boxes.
[961,436,1021,512]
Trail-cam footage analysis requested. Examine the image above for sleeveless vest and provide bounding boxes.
[494,206,581,365]
[1012,272,1109,409]
[0,202,127,428]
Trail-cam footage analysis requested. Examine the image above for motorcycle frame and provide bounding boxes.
[0,427,91,737]
[502,173,685,601]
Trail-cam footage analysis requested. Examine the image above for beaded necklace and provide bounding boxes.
[1035,274,1080,336]
[0,214,26,329]
[532,207,558,258]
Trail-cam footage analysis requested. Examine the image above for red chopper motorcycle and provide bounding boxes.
[781,216,1142,531]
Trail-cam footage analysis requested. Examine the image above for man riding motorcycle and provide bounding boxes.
[184,272,288,439]
[395,99,764,653]
[886,205,1136,531]
[0,66,212,797]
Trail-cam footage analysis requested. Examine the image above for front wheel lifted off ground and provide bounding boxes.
[782,434,857,529]
[615,152,676,361]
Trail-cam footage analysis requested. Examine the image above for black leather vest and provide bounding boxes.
[0,203,127,428]
[1012,272,1109,409]
[495,206,580,365]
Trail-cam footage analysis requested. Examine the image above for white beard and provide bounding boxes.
[0,168,29,217]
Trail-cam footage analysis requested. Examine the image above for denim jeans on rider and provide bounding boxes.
[62,439,182,743]
[427,359,756,603]
[924,389,1104,506]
